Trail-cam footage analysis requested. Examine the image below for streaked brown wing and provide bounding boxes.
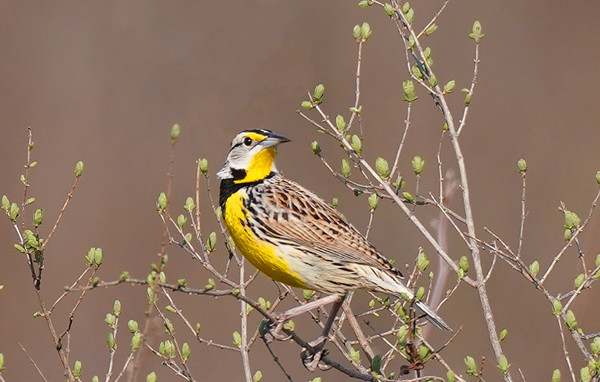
[250,177,403,277]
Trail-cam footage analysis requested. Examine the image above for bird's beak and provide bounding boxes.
[261,132,291,147]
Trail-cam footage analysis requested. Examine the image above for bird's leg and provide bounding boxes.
[302,294,346,371]
[266,294,343,341]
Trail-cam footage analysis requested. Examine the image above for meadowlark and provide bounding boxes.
[217,129,449,333]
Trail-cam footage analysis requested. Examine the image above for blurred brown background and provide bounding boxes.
[1,1,600,381]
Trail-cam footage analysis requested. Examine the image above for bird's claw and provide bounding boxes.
[301,347,330,371]
[259,318,292,342]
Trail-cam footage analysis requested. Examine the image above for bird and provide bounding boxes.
[217,129,450,331]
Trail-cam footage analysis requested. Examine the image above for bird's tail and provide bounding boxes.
[415,301,451,331]
[353,265,451,331]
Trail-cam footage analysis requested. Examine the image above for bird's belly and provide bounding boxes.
[224,193,307,288]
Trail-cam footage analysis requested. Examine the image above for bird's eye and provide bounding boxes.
[243,137,253,146]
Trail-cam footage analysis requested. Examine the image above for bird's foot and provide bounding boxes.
[259,317,292,342]
[300,336,331,371]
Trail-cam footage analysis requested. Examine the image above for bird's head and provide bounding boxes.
[217,129,290,184]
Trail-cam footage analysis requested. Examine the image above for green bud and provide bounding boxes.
[499,328,508,341]
[403,5,414,23]
[383,3,395,16]
[552,369,561,382]
[565,309,577,330]
[177,214,187,229]
[177,278,187,288]
[418,345,430,360]
[283,320,295,331]
[596,254,600,267]
[181,342,191,361]
[14,243,26,254]
[128,320,139,333]
[574,273,585,289]
[368,193,378,210]
[335,115,347,133]
[462,88,472,105]
[351,135,362,154]
[349,346,361,364]
[352,24,361,40]
[163,319,174,336]
[198,158,209,175]
[411,64,423,79]
[468,20,485,43]
[591,337,600,355]
[358,0,371,8]
[33,208,43,226]
[331,197,339,208]
[205,278,215,290]
[528,260,540,277]
[146,372,157,382]
[464,355,477,376]
[517,158,527,174]
[416,250,429,272]
[396,324,409,345]
[459,256,470,273]
[253,370,263,382]
[428,73,438,87]
[402,191,415,203]
[73,360,82,378]
[393,176,405,190]
[497,354,510,374]
[564,228,572,241]
[105,313,116,328]
[131,332,143,351]
[310,141,321,155]
[425,23,438,35]
[157,192,168,211]
[170,123,181,141]
[596,171,600,185]
[313,84,325,100]
[206,231,217,252]
[232,331,242,348]
[411,155,425,175]
[415,286,425,301]
[164,306,177,315]
[301,100,313,109]
[360,22,372,41]
[92,377,99,382]
[564,210,581,230]
[341,158,351,178]
[443,80,456,94]
[113,300,121,317]
[1,195,9,212]
[375,157,390,178]
[74,161,85,177]
[552,299,562,316]
[580,367,591,382]
[0,353,4,371]
[184,233,192,243]
[184,197,195,213]
[29,160,38,168]
[163,340,176,358]
[106,332,116,350]
[402,80,417,102]
[24,197,35,206]
[446,370,456,382]
[9,202,19,221]
[94,248,103,266]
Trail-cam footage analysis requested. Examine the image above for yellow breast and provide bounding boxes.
[223,190,307,288]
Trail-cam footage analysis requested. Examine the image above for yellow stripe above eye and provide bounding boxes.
[243,132,268,142]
